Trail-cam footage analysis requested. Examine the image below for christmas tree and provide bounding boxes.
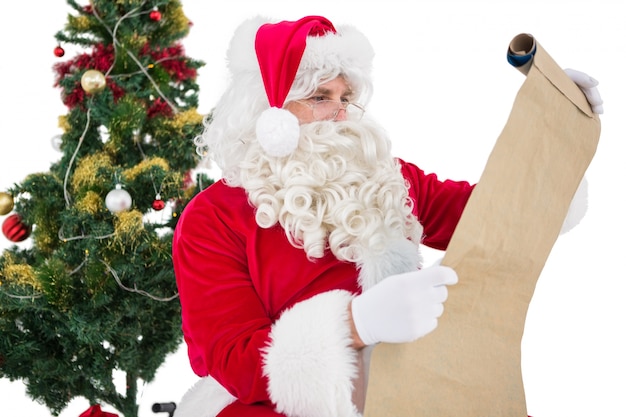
[0,1,210,416]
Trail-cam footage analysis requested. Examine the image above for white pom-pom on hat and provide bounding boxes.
[256,107,300,157]
[253,16,337,157]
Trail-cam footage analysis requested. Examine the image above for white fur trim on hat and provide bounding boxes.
[300,25,374,75]
[227,17,373,78]
[256,107,300,157]
[226,16,267,76]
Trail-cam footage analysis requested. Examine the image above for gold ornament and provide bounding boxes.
[0,192,14,215]
[81,69,106,94]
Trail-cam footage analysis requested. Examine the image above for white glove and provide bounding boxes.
[564,68,604,114]
[351,266,458,345]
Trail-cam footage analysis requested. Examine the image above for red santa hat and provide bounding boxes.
[254,16,337,157]
[225,16,375,158]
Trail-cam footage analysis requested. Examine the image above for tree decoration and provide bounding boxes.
[54,45,65,57]
[2,213,31,242]
[51,134,63,151]
[149,8,162,22]
[80,69,106,94]
[0,1,211,416]
[79,404,118,417]
[0,191,14,215]
[112,210,144,246]
[151,194,166,211]
[105,184,132,213]
[1,253,41,290]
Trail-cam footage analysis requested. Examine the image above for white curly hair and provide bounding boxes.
[239,119,423,268]
[195,16,375,184]
[194,16,423,270]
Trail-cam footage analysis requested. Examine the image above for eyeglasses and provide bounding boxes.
[296,99,365,121]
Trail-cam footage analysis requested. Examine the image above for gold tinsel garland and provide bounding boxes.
[72,152,114,192]
[76,191,103,215]
[171,7,193,36]
[127,34,148,52]
[34,233,55,256]
[0,254,42,291]
[58,115,70,132]
[68,14,93,32]
[123,156,170,181]
[111,210,144,252]
[164,108,203,131]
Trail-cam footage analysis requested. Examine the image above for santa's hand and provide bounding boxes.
[351,266,458,346]
[564,68,604,114]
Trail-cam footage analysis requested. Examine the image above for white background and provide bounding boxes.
[1,1,624,416]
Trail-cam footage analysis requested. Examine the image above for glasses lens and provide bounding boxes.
[312,101,364,121]
[312,101,337,120]
[346,103,364,120]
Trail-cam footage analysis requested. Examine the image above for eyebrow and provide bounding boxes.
[313,86,354,98]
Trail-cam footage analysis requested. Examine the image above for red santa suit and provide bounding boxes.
[171,12,595,417]
[173,12,596,417]
[172,159,473,416]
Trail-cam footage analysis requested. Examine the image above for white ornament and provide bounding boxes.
[105,184,132,213]
[51,134,63,152]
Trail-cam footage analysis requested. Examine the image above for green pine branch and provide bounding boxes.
[0,1,211,416]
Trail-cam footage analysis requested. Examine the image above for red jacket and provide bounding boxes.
[172,159,473,416]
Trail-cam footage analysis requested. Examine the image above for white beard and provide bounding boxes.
[240,119,423,288]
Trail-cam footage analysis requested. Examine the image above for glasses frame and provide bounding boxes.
[295,99,366,121]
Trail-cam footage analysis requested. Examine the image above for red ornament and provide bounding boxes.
[152,199,166,211]
[2,214,31,242]
[149,10,162,21]
[54,46,65,57]
[79,404,119,417]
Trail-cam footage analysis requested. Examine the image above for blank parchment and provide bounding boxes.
[365,34,601,417]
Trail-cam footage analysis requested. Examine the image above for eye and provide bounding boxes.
[309,95,327,102]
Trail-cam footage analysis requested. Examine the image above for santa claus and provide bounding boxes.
[172,15,602,417]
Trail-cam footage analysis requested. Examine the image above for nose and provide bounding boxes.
[333,107,348,121]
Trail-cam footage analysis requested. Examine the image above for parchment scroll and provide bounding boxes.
[365,34,601,416]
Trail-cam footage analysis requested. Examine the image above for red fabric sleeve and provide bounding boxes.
[399,159,475,251]
[218,400,286,417]
[173,181,274,404]
[173,181,359,407]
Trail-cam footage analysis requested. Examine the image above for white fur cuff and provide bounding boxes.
[262,290,361,417]
[175,376,237,417]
